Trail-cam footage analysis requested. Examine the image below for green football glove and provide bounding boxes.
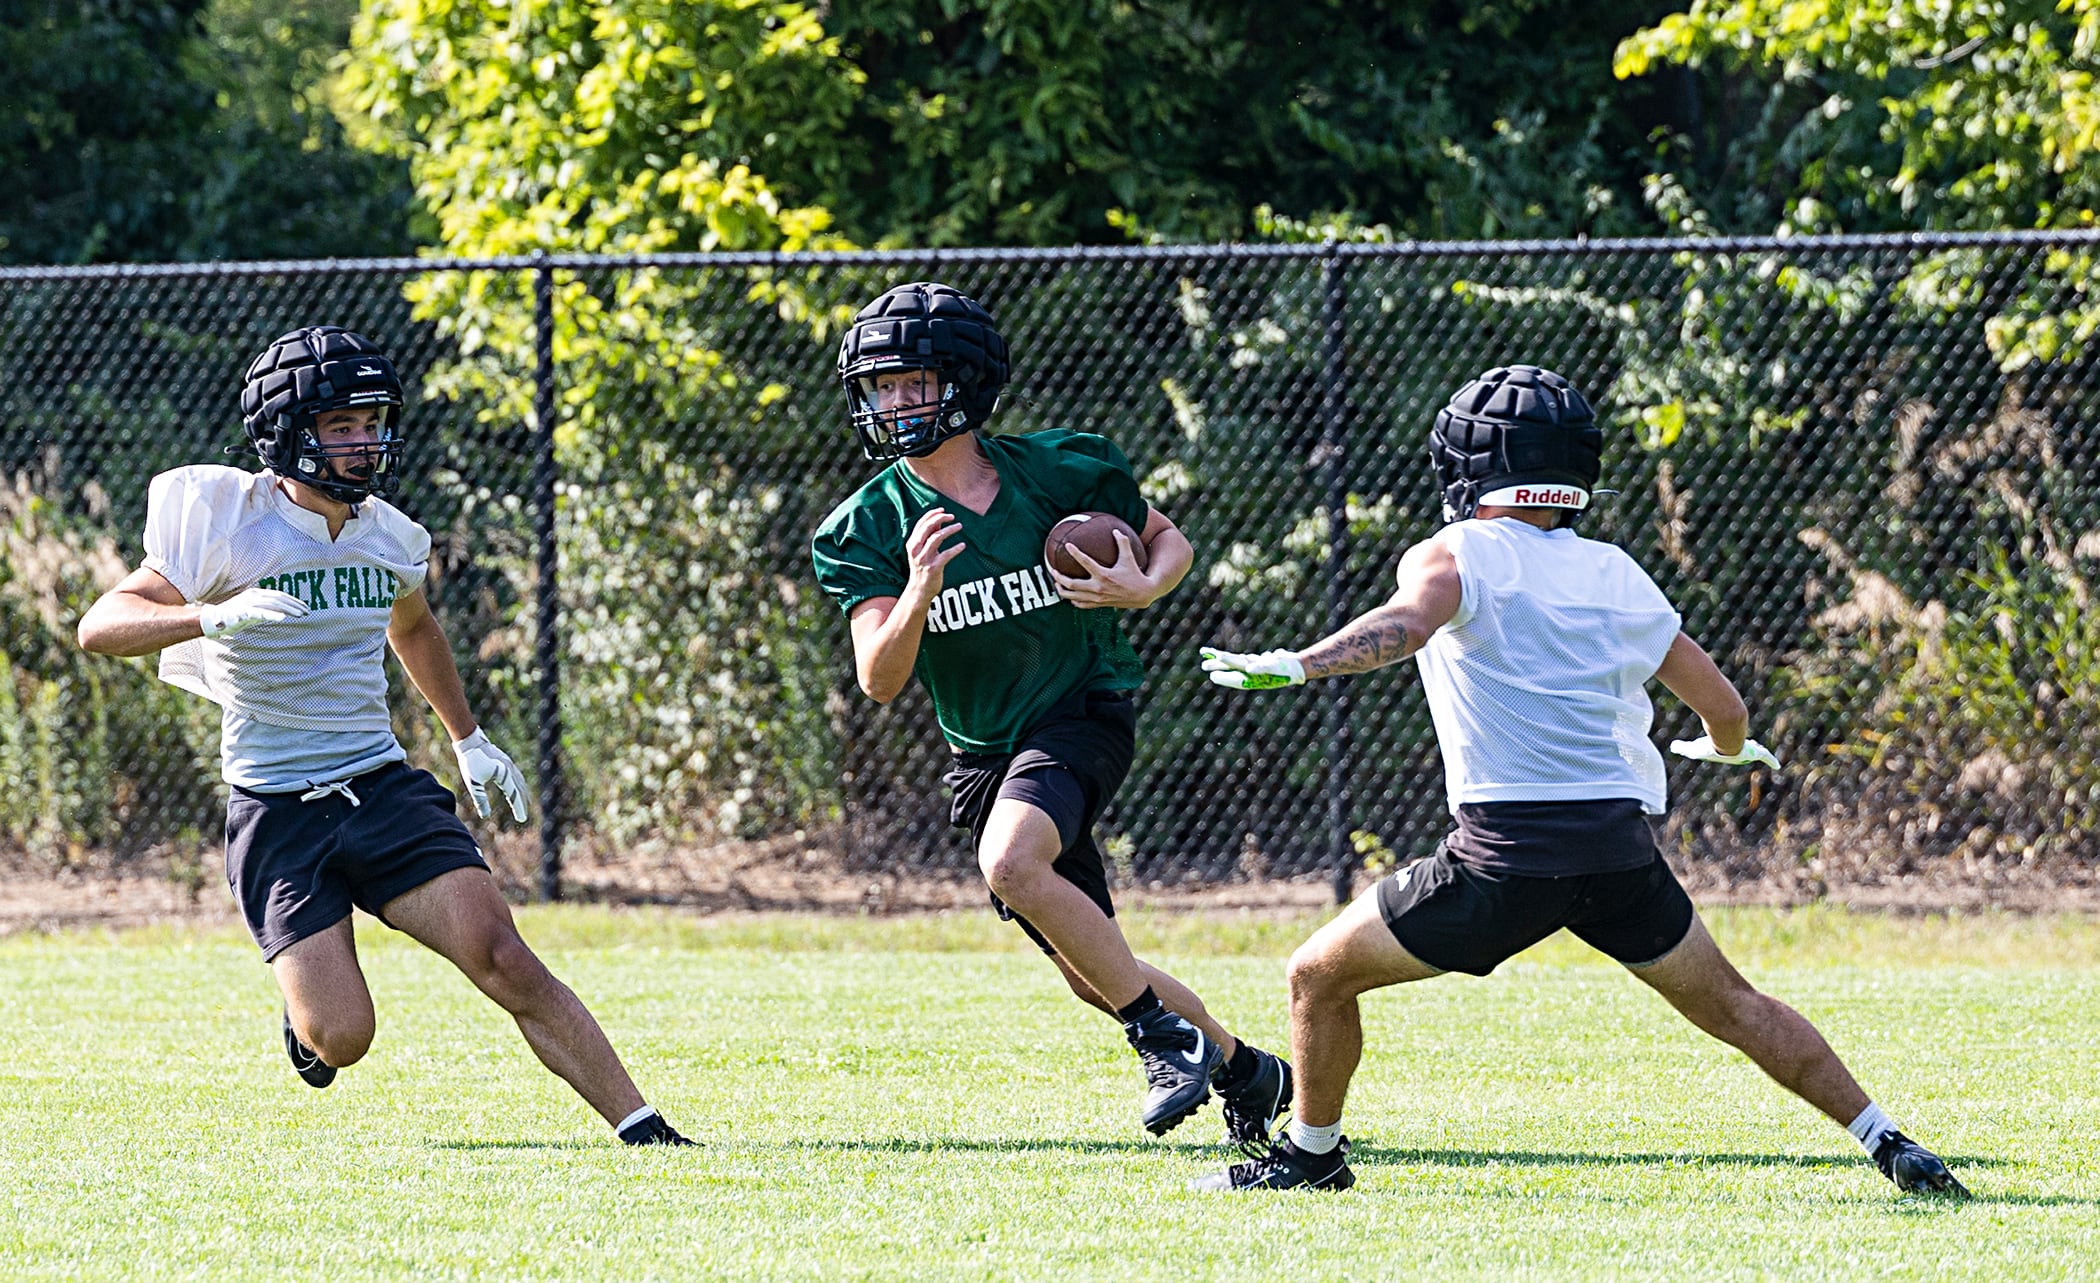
[1669,735,1781,770]
[1200,646,1307,690]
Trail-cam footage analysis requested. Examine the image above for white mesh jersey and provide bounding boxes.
[1413,517,1683,814]
[143,465,431,791]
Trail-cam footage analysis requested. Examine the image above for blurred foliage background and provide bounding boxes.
[11,0,2095,270]
[6,1,2099,890]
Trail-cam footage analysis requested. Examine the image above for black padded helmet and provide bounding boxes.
[1428,365,1602,524]
[836,282,1009,461]
[239,325,405,503]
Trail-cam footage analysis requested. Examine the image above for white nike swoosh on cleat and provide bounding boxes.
[1180,1029,1209,1068]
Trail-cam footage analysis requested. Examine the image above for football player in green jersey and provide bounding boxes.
[812,282,1290,1146]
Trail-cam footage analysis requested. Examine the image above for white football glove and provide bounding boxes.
[198,587,310,638]
[452,728,529,822]
[1200,646,1307,690]
[1669,735,1782,770]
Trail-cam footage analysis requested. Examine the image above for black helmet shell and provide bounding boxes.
[239,325,405,503]
[837,283,1008,461]
[1428,365,1602,524]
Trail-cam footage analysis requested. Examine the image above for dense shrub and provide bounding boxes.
[0,475,220,862]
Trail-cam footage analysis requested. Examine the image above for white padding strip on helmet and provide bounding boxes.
[1476,483,1591,510]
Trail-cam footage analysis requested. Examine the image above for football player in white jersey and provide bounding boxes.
[1194,366,1965,1196]
[77,326,690,1146]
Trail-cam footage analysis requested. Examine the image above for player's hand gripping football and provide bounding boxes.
[1669,735,1782,770]
[1050,530,1158,609]
[1200,647,1308,690]
[198,587,310,638]
[452,729,530,822]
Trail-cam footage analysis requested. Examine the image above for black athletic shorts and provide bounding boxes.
[1376,802,1695,976]
[943,687,1137,955]
[225,760,489,961]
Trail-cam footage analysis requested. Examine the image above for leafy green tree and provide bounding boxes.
[0,476,221,860]
[324,0,1699,849]
[339,0,1680,252]
[1611,4,2100,865]
[0,0,412,264]
[179,0,422,258]
[1616,0,2100,233]
[1083,0,1684,243]
[0,1,216,263]
[338,0,856,258]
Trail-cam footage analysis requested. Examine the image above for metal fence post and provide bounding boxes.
[531,255,564,901]
[1317,248,1353,904]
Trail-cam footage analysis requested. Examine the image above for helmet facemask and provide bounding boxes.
[837,283,1009,463]
[843,362,974,460]
[291,405,404,505]
[241,326,407,504]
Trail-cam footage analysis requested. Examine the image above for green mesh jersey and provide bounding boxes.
[811,429,1150,753]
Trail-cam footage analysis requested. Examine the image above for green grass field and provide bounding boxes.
[3,905,2096,1280]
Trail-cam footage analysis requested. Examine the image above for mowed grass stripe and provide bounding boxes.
[1,906,2094,1281]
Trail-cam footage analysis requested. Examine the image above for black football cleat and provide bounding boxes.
[1191,1137,1355,1192]
[618,1112,698,1147]
[1216,1046,1294,1156]
[1872,1130,1970,1197]
[1124,1008,1223,1136]
[281,1009,335,1089]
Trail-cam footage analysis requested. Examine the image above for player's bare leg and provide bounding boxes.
[273,918,377,1080]
[1047,954,1119,1015]
[1628,914,1968,1195]
[381,868,646,1127]
[1285,889,1443,1127]
[979,796,1246,1134]
[977,797,1150,1006]
[979,795,1237,1050]
[1046,925,1293,1148]
[1627,915,1866,1122]
[1048,945,1238,1055]
[1196,888,1438,1190]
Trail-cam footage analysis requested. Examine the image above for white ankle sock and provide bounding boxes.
[1287,1119,1343,1155]
[1846,1102,1895,1154]
[616,1105,658,1135]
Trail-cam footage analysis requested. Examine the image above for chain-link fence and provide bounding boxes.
[5,233,2098,898]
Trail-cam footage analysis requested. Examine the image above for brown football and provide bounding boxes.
[1044,511,1148,578]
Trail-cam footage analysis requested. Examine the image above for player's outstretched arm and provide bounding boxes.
[1202,538,1462,689]
[78,567,309,657]
[1653,633,1780,768]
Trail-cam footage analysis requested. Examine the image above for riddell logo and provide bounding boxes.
[1509,486,1581,505]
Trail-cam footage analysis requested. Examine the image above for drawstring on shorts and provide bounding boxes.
[299,779,361,807]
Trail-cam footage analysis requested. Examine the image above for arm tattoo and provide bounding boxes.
[1302,608,1420,679]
